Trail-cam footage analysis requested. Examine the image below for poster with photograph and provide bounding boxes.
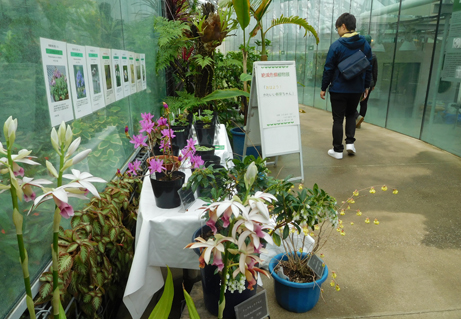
[112,49,124,101]
[135,53,142,92]
[100,48,116,105]
[140,53,147,90]
[85,46,106,111]
[40,37,74,127]
[67,44,93,119]
[121,51,131,97]
[128,51,137,94]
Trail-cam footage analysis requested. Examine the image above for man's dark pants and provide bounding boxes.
[329,92,362,152]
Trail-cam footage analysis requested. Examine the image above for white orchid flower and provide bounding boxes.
[4,116,18,143]
[62,149,91,171]
[247,191,276,220]
[244,161,258,189]
[208,195,246,219]
[28,184,88,215]
[184,234,233,271]
[65,137,81,158]
[12,149,40,165]
[62,169,106,199]
[50,127,61,155]
[20,177,53,202]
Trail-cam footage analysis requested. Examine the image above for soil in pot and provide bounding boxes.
[275,260,317,283]
[150,171,185,209]
[195,144,215,157]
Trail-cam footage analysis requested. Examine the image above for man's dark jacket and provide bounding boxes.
[321,34,372,94]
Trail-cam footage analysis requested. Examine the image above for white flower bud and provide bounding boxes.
[58,121,66,145]
[244,161,258,190]
[71,149,91,165]
[66,137,81,158]
[50,128,61,155]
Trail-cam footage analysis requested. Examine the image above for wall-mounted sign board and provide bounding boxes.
[244,61,304,183]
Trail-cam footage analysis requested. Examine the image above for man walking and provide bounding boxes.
[320,13,372,159]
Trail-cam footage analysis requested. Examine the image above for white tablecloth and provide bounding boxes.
[123,124,233,319]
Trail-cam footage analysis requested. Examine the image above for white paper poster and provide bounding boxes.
[40,38,74,127]
[112,49,124,101]
[67,44,93,119]
[140,53,146,90]
[255,64,300,128]
[121,51,131,97]
[100,48,115,105]
[128,52,137,94]
[85,46,106,111]
[135,53,142,92]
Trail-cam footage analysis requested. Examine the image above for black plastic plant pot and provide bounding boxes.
[150,171,185,209]
[192,226,258,319]
[195,144,215,157]
[194,123,216,145]
[172,125,190,149]
[201,154,221,167]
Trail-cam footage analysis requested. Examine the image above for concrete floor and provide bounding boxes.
[118,105,461,318]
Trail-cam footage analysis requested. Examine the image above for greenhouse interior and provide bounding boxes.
[1,0,461,318]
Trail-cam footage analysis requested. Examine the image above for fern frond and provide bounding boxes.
[265,15,319,44]
[194,54,214,68]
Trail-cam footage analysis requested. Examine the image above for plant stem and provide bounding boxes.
[7,147,37,319]
[51,145,65,319]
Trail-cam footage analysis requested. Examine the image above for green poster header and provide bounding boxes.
[122,57,127,59]
[46,48,63,55]
[136,59,139,61]
[88,53,98,58]
[113,56,120,59]
[102,56,110,59]
[70,52,83,57]
[129,57,133,60]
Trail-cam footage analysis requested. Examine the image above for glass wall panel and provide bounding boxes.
[0,0,164,317]
[302,0,320,107]
[421,2,461,157]
[385,0,436,137]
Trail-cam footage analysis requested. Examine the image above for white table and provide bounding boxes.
[123,124,233,319]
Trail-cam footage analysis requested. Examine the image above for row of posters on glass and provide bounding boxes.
[40,37,147,127]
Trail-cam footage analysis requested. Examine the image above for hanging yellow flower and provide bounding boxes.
[381,185,388,191]
[374,218,380,225]
[303,228,309,236]
[347,205,351,210]
[335,284,341,291]
[340,229,346,236]
[365,217,370,224]
[393,189,398,194]
[320,253,325,258]
[340,209,345,215]
[353,189,359,196]
[330,280,335,287]
[356,210,362,216]
[369,187,376,194]
[314,225,320,230]
[350,222,354,225]
[332,272,337,278]
[298,184,303,190]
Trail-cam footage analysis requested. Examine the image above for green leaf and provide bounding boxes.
[272,232,281,246]
[183,286,200,319]
[39,282,52,299]
[67,243,79,253]
[98,242,105,253]
[232,0,250,30]
[282,225,289,240]
[148,266,174,319]
[202,89,249,102]
[92,296,102,311]
[59,300,67,319]
[80,246,88,263]
[240,73,253,82]
[265,15,319,44]
[96,272,104,287]
[59,253,73,273]
[110,228,117,241]
[83,293,92,303]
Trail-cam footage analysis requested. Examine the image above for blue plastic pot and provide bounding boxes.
[230,127,261,160]
[269,252,329,313]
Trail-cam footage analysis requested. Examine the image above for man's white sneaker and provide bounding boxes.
[346,144,356,155]
[328,149,343,159]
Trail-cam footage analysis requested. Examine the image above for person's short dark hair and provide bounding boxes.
[335,13,356,31]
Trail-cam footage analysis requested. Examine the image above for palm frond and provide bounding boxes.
[265,15,319,44]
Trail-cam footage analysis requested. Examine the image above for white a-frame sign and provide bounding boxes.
[244,61,304,182]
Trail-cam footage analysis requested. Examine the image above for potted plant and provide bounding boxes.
[184,160,276,319]
[267,179,337,313]
[171,110,192,149]
[267,180,399,313]
[194,144,215,157]
[194,109,216,145]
